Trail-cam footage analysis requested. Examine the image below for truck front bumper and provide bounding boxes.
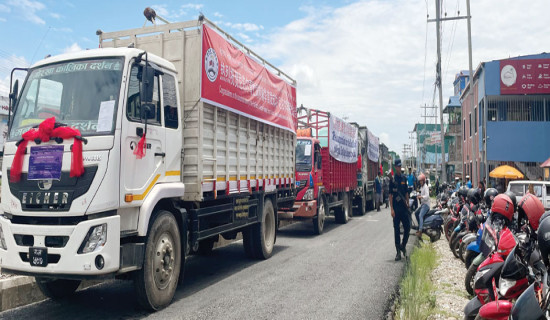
[0,214,120,277]
[278,200,317,219]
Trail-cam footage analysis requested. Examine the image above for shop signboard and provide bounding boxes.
[500,58,550,94]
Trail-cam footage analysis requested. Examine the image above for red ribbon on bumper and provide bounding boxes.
[10,117,85,182]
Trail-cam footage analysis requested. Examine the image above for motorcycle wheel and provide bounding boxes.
[465,261,478,296]
[449,230,457,251]
[451,236,461,259]
[464,250,476,269]
[444,220,453,242]
[429,229,441,242]
[459,237,476,262]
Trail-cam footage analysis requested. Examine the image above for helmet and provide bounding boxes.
[484,188,498,207]
[467,188,482,205]
[418,173,426,181]
[504,191,518,213]
[537,212,550,266]
[491,194,515,222]
[458,186,469,200]
[394,159,402,167]
[517,193,545,231]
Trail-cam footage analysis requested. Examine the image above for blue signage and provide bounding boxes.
[28,145,64,180]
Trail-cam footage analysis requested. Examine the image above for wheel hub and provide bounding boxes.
[153,233,175,290]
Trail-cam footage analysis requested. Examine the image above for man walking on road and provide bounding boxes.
[389,159,410,261]
[375,171,383,211]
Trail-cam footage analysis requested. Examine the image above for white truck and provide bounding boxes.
[0,14,296,310]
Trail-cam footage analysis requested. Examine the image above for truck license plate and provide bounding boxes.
[29,247,48,267]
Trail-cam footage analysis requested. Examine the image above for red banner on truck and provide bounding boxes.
[201,24,297,133]
[500,58,550,94]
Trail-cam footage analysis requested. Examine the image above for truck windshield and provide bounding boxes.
[296,139,312,172]
[9,58,124,140]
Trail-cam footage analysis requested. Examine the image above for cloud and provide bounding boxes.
[63,43,82,54]
[150,3,203,21]
[50,12,61,19]
[213,12,223,18]
[7,0,46,25]
[0,18,6,22]
[253,0,550,156]
[224,22,264,32]
[0,4,10,13]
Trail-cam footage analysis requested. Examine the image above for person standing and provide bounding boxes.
[466,175,472,188]
[375,171,383,212]
[435,177,440,195]
[389,159,410,261]
[407,167,415,188]
[415,174,430,238]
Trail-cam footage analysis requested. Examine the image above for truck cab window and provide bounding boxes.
[162,74,178,129]
[127,65,161,125]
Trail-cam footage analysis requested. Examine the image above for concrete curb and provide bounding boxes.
[0,276,45,312]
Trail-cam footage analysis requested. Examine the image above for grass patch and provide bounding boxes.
[396,240,438,320]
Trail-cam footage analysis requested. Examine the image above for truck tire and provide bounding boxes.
[134,210,182,311]
[243,198,276,259]
[35,278,81,299]
[335,192,350,224]
[354,189,366,216]
[313,196,326,235]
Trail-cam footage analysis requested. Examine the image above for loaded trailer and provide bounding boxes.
[0,13,296,310]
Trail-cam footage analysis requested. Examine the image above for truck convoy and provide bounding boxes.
[0,15,296,310]
[278,107,360,234]
[0,10,386,312]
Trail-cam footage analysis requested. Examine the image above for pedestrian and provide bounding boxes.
[478,181,485,197]
[375,171,383,211]
[415,173,430,238]
[454,176,461,191]
[383,173,390,208]
[389,159,410,261]
[407,167,414,188]
[435,177,440,195]
[466,175,472,188]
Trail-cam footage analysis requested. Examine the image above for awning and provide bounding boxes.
[540,157,550,168]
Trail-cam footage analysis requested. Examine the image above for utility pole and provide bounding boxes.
[428,0,474,184]
[466,0,477,187]
[435,0,446,183]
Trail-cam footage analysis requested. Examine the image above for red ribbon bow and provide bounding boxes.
[10,117,85,182]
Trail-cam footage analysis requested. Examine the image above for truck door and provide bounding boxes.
[120,64,166,205]
[161,73,182,180]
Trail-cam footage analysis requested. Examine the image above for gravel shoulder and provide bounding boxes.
[428,238,470,319]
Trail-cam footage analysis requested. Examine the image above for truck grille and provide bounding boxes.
[19,252,61,264]
[13,235,69,248]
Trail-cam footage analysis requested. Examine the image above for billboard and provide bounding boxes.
[500,58,550,94]
[200,24,297,133]
[328,115,358,163]
[367,129,379,162]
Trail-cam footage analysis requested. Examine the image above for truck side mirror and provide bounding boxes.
[9,80,18,107]
[140,64,155,104]
[142,103,156,120]
[317,154,322,169]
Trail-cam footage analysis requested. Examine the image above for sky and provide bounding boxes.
[0,0,549,156]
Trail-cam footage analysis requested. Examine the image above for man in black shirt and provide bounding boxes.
[389,159,410,261]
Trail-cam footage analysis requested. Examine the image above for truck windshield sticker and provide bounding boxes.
[97,100,115,132]
[28,60,122,81]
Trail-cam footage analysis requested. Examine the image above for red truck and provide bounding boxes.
[279,107,359,234]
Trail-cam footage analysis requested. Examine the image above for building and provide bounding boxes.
[413,123,450,175]
[443,71,469,181]
[461,53,550,188]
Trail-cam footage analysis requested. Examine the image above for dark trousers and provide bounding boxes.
[393,209,410,252]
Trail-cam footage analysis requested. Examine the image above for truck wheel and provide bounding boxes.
[354,189,366,216]
[313,197,326,235]
[335,193,350,224]
[244,198,276,259]
[35,278,81,299]
[134,210,182,311]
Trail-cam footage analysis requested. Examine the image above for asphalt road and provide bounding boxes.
[0,206,415,320]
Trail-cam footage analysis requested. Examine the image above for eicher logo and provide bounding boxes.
[501,65,517,87]
[205,48,219,82]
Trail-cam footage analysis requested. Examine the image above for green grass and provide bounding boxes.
[396,240,438,320]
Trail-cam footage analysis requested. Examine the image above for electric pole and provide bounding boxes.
[428,0,475,184]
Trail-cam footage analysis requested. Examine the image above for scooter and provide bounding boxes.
[418,207,447,242]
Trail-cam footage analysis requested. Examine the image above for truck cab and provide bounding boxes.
[295,135,322,202]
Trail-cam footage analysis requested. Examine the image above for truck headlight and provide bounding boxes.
[303,188,314,201]
[0,225,6,250]
[78,224,107,254]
